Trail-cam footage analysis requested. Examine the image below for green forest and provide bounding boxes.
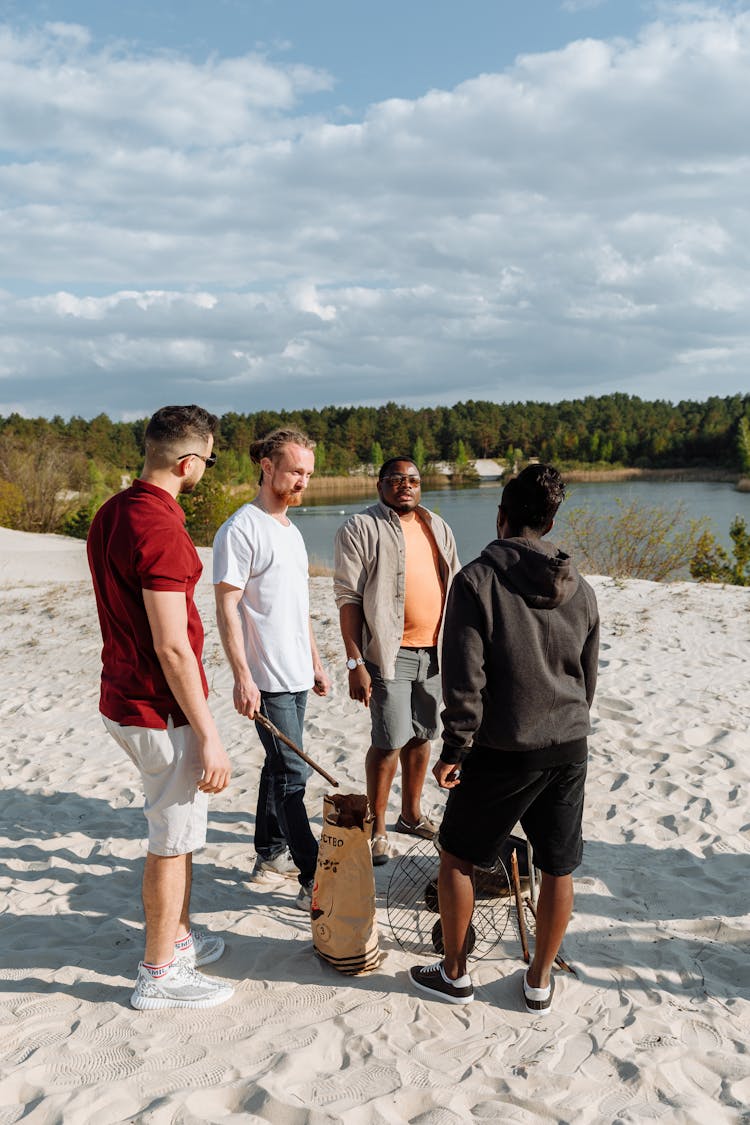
[1,392,750,540]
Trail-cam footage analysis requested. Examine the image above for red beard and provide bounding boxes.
[274,486,305,507]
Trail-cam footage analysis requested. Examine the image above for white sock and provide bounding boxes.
[142,958,175,979]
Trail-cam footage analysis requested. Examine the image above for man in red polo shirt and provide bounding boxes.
[88,404,233,1010]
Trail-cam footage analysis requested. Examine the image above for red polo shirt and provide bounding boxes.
[87,479,208,729]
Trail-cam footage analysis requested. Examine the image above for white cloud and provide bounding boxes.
[1,8,749,417]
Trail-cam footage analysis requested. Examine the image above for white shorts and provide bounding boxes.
[102,716,209,856]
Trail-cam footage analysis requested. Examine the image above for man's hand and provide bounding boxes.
[313,666,331,697]
[433,759,461,789]
[233,673,261,718]
[348,663,372,706]
[197,736,232,794]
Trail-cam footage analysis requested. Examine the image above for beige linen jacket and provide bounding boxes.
[333,500,460,680]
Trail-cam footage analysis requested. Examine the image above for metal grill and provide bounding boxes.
[385,838,514,961]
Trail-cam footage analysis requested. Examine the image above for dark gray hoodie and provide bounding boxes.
[440,536,599,767]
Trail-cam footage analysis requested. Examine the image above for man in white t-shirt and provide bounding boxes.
[213,428,330,911]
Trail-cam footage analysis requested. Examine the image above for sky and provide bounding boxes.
[1,0,749,420]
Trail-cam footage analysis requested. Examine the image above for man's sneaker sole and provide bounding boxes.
[131,987,233,1010]
[409,962,474,1005]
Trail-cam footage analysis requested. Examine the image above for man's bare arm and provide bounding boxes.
[143,588,230,794]
[339,602,371,707]
[214,581,261,718]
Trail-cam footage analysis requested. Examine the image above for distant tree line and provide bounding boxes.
[1,392,749,540]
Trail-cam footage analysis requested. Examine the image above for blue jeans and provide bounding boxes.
[254,691,318,884]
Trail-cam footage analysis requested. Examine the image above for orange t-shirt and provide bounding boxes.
[401,514,445,647]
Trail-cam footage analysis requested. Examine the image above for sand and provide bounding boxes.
[1,525,749,1123]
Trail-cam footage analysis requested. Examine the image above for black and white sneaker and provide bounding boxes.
[522,970,555,1015]
[409,961,474,1004]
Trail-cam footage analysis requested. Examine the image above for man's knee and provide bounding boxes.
[538,871,574,901]
[439,849,474,878]
[401,736,430,753]
[370,745,400,759]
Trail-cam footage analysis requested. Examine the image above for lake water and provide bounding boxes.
[290,480,750,570]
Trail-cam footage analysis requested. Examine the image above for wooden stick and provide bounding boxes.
[510,849,530,963]
[254,712,340,788]
[523,896,577,976]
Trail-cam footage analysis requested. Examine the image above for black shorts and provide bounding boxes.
[438,752,587,877]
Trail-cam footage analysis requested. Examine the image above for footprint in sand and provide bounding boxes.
[552,1031,595,1076]
[681,1019,724,1051]
[596,700,638,723]
[410,1110,467,1125]
[47,1044,145,1088]
[0,1107,25,1125]
[139,1046,230,1097]
[290,1063,401,1109]
[1,1025,71,1067]
[683,724,728,747]
[635,1033,678,1051]
[598,1090,666,1118]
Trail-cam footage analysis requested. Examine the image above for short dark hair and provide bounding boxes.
[145,405,218,449]
[249,427,315,483]
[378,456,418,481]
[500,464,566,532]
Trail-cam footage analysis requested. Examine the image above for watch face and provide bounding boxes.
[346,658,356,670]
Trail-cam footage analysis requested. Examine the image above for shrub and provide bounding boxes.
[180,475,237,547]
[0,432,88,533]
[0,477,24,528]
[690,517,750,586]
[62,503,96,540]
[563,500,709,581]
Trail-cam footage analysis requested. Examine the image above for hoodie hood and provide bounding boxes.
[479,536,579,608]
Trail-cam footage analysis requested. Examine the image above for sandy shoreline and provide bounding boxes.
[1,526,749,1122]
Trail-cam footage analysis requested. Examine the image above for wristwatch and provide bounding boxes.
[346,656,365,670]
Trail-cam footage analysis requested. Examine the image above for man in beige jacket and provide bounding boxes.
[334,457,459,865]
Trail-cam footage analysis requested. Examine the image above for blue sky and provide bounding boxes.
[2,0,651,112]
[1,1,749,419]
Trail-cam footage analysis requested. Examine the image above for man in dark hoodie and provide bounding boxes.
[409,464,599,1012]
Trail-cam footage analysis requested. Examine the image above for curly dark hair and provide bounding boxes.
[500,464,566,532]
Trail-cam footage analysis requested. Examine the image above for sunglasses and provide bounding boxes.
[178,452,217,468]
[383,474,421,487]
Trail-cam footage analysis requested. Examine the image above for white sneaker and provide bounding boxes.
[130,959,234,1010]
[250,850,298,883]
[174,927,226,968]
[295,880,314,912]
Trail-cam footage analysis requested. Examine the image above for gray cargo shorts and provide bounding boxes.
[366,646,441,751]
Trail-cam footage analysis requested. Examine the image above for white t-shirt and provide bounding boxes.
[213,503,313,693]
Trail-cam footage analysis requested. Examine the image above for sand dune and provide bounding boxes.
[1,526,749,1122]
